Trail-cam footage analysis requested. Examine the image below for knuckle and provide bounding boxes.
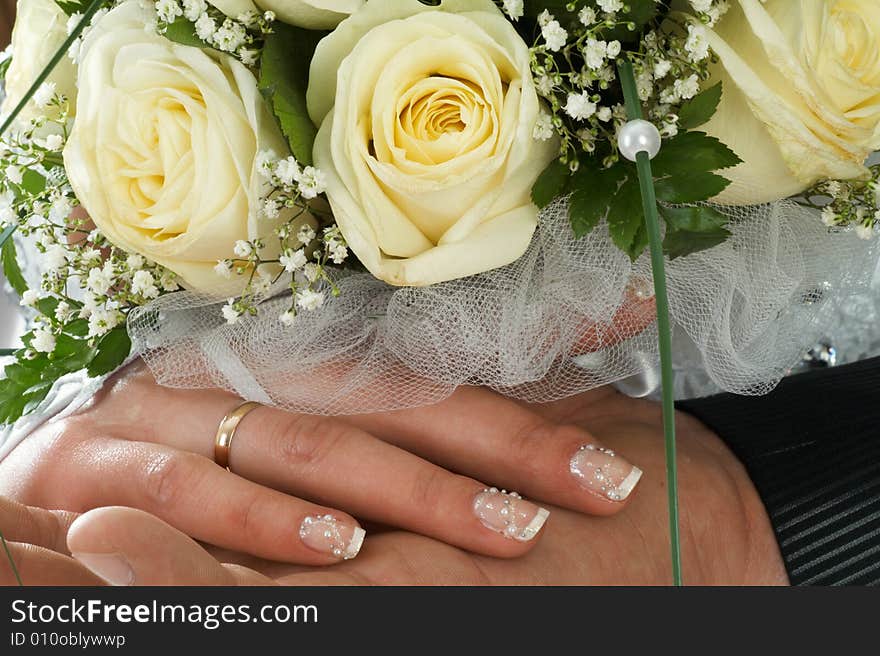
[227,492,263,545]
[141,451,201,508]
[275,414,342,474]
[407,467,448,519]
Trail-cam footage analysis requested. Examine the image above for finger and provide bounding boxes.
[68,507,274,586]
[58,437,365,565]
[133,392,550,557]
[0,496,78,554]
[570,282,657,355]
[1,543,105,586]
[346,386,644,516]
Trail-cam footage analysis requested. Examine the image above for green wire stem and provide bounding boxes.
[617,59,682,586]
[0,0,109,253]
[0,531,21,586]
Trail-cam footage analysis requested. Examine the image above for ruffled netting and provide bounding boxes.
[128,199,880,414]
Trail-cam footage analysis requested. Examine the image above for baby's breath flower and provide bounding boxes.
[296,288,325,312]
[31,327,56,354]
[280,248,307,272]
[19,289,39,307]
[32,82,56,109]
[233,240,254,259]
[222,299,242,325]
[501,0,523,21]
[131,270,160,299]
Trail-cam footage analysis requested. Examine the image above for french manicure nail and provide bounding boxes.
[299,514,365,560]
[570,444,642,501]
[473,488,549,542]
[72,552,134,586]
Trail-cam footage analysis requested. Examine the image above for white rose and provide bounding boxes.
[1,0,77,127]
[307,0,557,287]
[700,0,880,205]
[207,0,363,29]
[63,1,310,292]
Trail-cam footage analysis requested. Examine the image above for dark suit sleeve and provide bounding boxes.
[678,357,880,586]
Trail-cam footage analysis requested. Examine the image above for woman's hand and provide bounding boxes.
[0,362,645,565]
[54,397,788,585]
[0,496,103,585]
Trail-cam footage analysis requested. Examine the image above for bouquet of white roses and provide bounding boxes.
[1,0,878,427]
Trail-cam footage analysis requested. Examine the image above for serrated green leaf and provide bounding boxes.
[651,132,742,177]
[87,327,131,377]
[1,237,27,296]
[568,164,626,237]
[607,178,648,261]
[663,226,731,260]
[656,171,731,204]
[531,159,570,209]
[35,296,60,318]
[678,83,723,131]
[63,319,90,337]
[21,169,46,195]
[259,23,322,166]
[54,0,89,16]
[660,205,732,259]
[162,18,208,49]
[659,204,729,233]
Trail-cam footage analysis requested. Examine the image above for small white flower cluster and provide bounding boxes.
[150,0,274,66]
[688,0,730,28]
[809,165,880,240]
[66,6,111,64]
[525,1,729,169]
[214,151,343,326]
[1,106,177,356]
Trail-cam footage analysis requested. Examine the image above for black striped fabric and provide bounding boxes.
[679,357,880,586]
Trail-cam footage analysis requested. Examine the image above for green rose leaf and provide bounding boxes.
[259,23,323,167]
[87,327,132,377]
[21,169,47,196]
[54,1,90,16]
[655,171,732,204]
[568,163,626,238]
[162,18,209,49]
[660,205,732,260]
[1,237,27,296]
[607,177,648,261]
[531,159,571,209]
[651,132,742,178]
[677,83,723,131]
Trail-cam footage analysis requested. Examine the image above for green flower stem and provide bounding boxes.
[617,58,682,586]
[0,529,22,586]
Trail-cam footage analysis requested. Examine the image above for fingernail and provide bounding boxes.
[299,514,365,560]
[570,444,642,501]
[473,488,549,542]
[72,552,134,586]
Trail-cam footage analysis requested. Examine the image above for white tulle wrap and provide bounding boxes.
[126,199,880,414]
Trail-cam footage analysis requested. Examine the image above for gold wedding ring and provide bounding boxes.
[214,401,262,471]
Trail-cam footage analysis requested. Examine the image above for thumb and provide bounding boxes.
[67,507,275,586]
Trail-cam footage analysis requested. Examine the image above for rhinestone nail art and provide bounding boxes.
[570,444,643,501]
[473,488,550,542]
[299,514,365,560]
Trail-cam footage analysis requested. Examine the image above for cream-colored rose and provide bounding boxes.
[1,0,77,127]
[701,0,880,205]
[64,1,307,292]
[306,0,557,287]
[208,0,363,29]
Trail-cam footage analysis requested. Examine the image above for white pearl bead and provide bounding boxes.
[617,119,662,162]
